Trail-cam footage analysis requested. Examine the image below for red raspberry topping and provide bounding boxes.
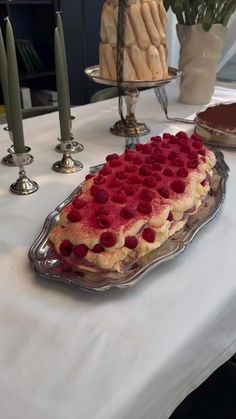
[107,178,121,188]
[106,153,119,162]
[96,215,111,228]
[128,174,142,184]
[176,168,189,178]
[143,176,157,188]
[94,176,105,185]
[155,153,166,164]
[168,151,177,161]
[122,185,135,196]
[139,165,152,176]
[158,186,170,199]
[180,145,191,154]
[125,236,138,249]
[167,212,174,221]
[201,179,207,187]
[73,244,88,258]
[67,208,83,222]
[140,144,152,154]
[85,174,95,180]
[72,198,86,209]
[161,141,171,149]
[152,163,162,171]
[191,133,202,143]
[192,141,202,150]
[109,159,122,168]
[95,206,109,217]
[142,228,156,243]
[153,173,162,182]
[124,151,135,161]
[120,206,136,219]
[59,240,73,257]
[168,136,178,144]
[172,158,185,168]
[133,156,143,165]
[140,188,156,201]
[91,186,109,203]
[100,165,112,176]
[112,191,127,204]
[137,201,152,215]
[100,232,117,248]
[92,244,105,253]
[151,135,162,143]
[136,144,142,151]
[198,148,206,156]
[163,168,174,177]
[125,164,137,173]
[116,171,128,180]
[176,131,189,139]
[163,133,172,139]
[189,151,198,160]
[188,159,199,169]
[171,180,185,193]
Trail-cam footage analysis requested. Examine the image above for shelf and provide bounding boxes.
[19,71,55,80]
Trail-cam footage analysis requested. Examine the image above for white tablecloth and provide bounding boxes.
[0,84,236,419]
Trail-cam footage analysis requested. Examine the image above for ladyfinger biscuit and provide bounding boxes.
[103,43,117,79]
[129,4,150,50]
[99,44,110,79]
[123,48,137,80]
[113,7,135,47]
[130,44,152,80]
[150,1,166,44]
[158,44,168,78]
[100,7,108,43]
[147,45,163,79]
[103,4,117,47]
[110,0,119,7]
[141,2,161,48]
[159,2,168,31]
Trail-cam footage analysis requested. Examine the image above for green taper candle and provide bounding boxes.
[56,12,71,119]
[6,18,25,154]
[54,28,71,141]
[0,26,11,129]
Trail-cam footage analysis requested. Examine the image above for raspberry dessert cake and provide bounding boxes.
[99,0,168,81]
[49,132,216,272]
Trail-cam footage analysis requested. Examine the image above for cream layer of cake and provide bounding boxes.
[49,132,216,272]
[99,0,168,81]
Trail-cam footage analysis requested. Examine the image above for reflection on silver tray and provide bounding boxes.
[85,65,180,88]
[29,150,229,292]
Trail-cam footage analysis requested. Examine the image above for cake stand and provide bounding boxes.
[85,65,180,138]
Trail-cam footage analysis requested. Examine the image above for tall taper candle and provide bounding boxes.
[6,18,25,154]
[0,26,11,129]
[54,28,71,141]
[56,12,71,118]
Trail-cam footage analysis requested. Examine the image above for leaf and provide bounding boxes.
[202,9,213,31]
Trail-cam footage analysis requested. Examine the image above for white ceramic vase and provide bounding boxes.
[177,24,227,105]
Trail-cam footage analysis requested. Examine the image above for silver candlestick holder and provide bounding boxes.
[55,117,84,154]
[2,126,34,166]
[8,146,38,195]
[52,137,83,173]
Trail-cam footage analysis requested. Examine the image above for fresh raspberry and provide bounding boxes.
[140,188,156,201]
[128,174,142,184]
[176,131,189,139]
[109,159,122,168]
[85,174,95,181]
[152,163,162,171]
[116,171,128,180]
[122,185,135,196]
[168,151,177,161]
[133,156,143,165]
[153,173,162,182]
[151,135,162,143]
[198,148,206,156]
[140,144,152,154]
[188,159,199,169]
[161,141,171,149]
[106,153,119,162]
[135,144,142,151]
[95,206,109,216]
[168,136,178,144]
[189,151,198,160]
[163,133,172,140]
[171,180,185,193]
[72,198,86,209]
[125,164,137,173]
[120,206,136,219]
[142,228,156,243]
[112,191,127,204]
[107,178,121,188]
[191,133,202,143]
[125,236,138,249]
[176,168,189,178]
[180,145,191,154]
[145,154,159,164]
[59,240,73,257]
[155,153,166,164]
[100,232,117,247]
[167,212,174,221]
[139,165,152,176]
[143,176,157,188]
[91,186,109,203]
[92,244,105,253]
[67,208,83,222]
[94,176,105,185]
[96,215,111,228]
[192,141,202,150]
[163,168,174,177]
[100,165,112,176]
[158,186,170,199]
[137,201,152,215]
[172,158,185,167]
[124,151,135,161]
[73,244,88,258]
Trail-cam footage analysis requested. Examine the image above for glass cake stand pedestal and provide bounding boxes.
[85,65,180,138]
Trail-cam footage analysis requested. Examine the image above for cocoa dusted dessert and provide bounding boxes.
[49,132,216,273]
[196,103,236,134]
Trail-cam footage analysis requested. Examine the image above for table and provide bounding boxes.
[0,83,236,419]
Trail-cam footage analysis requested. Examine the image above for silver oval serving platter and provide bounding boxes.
[29,150,229,292]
